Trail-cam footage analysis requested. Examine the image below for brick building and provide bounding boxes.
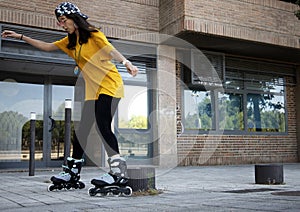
[0,0,299,168]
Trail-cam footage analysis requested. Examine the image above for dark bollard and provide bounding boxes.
[127,167,156,192]
[29,112,36,176]
[64,99,72,165]
[255,164,284,184]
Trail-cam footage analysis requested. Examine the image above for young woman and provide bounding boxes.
[2,2,138,189]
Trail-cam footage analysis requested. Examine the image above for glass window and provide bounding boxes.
[183,57,290,134]
[183,90,213,130]
[117,85,149,158]
[116,60,152,159]
[51,85,74,160]
[245,73,285,93]
[116,62,147,84]
[218,93,244,130]
[247,93,285,132]
[223,69,244,90]
[118,85,148,130]
[0,79,43,161]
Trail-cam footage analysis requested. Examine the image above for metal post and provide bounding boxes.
[64,99,72,165]
[29,112,36,176]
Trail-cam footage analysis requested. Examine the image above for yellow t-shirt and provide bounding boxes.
[54,31,124,100]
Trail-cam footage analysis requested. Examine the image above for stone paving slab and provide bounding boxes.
[0,163,299,211]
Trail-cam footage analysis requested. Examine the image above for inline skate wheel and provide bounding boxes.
[66,183,72,190]
[99,190,108,197]
[88,187,97,196]
[122,186,133,197]
[73,183,79,189]
[78,181,85,189]
[112,189,121,196]
[47,184,55,192]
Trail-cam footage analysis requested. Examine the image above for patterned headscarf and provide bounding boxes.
[55,2,88,19]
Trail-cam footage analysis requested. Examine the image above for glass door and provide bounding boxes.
[117,84,150,158]
[0,79,44,162]
[115,61,155,163]
[50,85,75,160]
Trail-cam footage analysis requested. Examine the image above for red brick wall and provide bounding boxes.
[297,69,300,161]
[176,62,298,166]
[0,0,159,40]
[2,0,299,46]
[159,0,184,35]
[160,0,300,48]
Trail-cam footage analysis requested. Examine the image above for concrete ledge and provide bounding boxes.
[255,164,284,184]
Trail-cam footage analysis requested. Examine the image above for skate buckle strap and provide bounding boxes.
[57,171,69,177]
[74,158,84,163]
[62,165,69,169]
[95,173,115,184]
[62,165,78,177]
[117,177,128,185]
[109,157,128,178]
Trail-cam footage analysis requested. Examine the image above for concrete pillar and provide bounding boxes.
[155,45,178,167]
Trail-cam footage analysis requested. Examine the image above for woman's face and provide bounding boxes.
[57,15,77,34]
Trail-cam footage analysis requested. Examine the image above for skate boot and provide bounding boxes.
[88,155,132,197]
[47,157,85,191]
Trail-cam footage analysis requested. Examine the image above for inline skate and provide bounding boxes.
[47,157,85,191]
[88,155,132,197]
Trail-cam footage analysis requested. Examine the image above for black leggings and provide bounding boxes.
[72,94,120,159]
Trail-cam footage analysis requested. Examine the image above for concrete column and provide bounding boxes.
[296,67,300,162]
[155,45,178,167]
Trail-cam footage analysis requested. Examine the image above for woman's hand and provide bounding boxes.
[109,49,139,77]
[1,30,22,40]
[2,30,58,51]
[125,61,139,77]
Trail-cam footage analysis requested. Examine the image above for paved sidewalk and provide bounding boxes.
[0,163,300,211]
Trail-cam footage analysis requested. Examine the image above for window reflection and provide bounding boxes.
[184,90,212,130]
[218,93,244,130]
[247,93,285,132]
[183,65,288,134]
[118,85,148,130]
[117,85,149,158]
[0,80,43,161]
[51,85,74,160]
[115,59,153,159]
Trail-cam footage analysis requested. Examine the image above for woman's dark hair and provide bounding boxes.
[65,13,98,49]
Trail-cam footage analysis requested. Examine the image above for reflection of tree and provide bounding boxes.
[51,102,75,159]
[248,94,263,131]
[219,94,244,130]
[247,94,285,132]
[185,95,212,130]
[128,115,147,129]
[184,91,285,132]
[22,120,43,151]
[119,116,147,129]
[0,111,27,160]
